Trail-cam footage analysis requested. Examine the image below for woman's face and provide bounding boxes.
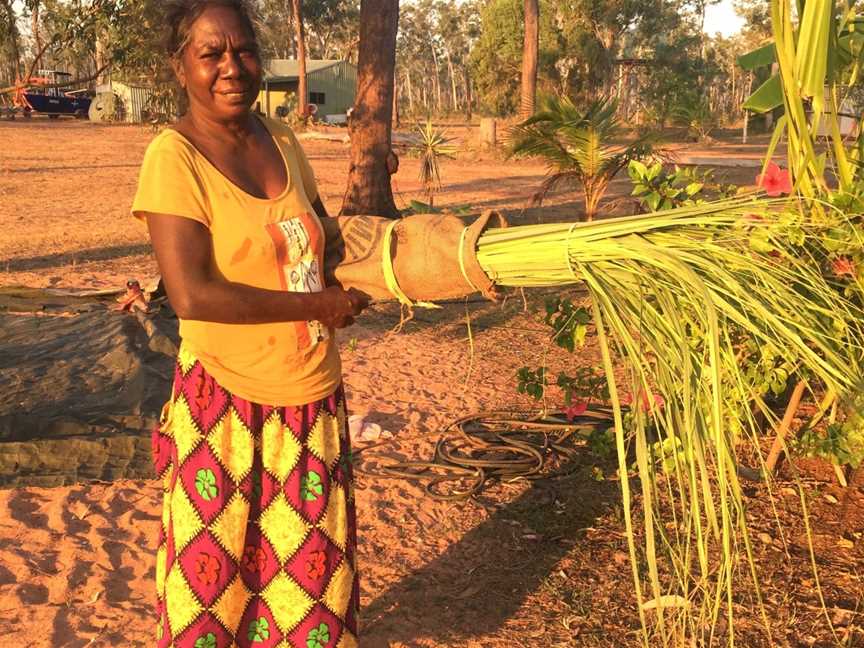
[174,5,262,122]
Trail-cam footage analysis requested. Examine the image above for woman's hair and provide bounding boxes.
[164,0,259,58]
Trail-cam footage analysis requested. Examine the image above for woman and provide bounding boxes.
[132,1,369,646]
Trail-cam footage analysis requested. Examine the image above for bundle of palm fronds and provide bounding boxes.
[475,195,864,643]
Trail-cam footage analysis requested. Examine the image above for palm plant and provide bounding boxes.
[414,119,458,208]
[507,95,656,221]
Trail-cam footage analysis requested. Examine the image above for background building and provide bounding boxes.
[257,59,357,122]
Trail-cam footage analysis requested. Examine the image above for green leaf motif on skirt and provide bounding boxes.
[195,468,219,502]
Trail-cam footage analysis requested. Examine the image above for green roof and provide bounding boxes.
[263,59,348,81]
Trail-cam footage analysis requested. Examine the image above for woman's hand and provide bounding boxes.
[314,286,371,329]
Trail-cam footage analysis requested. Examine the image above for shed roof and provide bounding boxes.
[263,59,349,82]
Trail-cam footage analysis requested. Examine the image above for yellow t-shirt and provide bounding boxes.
[131,117,341,406]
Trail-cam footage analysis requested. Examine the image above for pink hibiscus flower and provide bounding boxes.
[756,163,792,197]
[832,256,857,277]
[563,400,589,421]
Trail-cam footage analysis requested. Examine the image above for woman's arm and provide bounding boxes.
[144,211,368,327]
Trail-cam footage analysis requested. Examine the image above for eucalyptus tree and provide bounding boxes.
[340,0,400,218]
[520,0,538,117]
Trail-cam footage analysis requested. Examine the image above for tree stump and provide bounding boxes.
[480,118,497,149]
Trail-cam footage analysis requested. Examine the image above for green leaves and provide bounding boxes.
[412,120,457,206]
[508,95,656,219]
[743,74,783,114]
[737,43,777,71]
[516,366,546,400]
[299,471,324,502]
[306,622,331,648]
[628,161,720,213]
[247,617,270,643]
[544,296,591,353]
[194,633,217,648]
[195,468,218,502]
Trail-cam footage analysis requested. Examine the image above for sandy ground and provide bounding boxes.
[0,118,861,647]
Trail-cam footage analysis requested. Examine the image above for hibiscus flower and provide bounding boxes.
[306,550,327,580]
[194,552,221,585]
[832,256,857,277]
[756,162,792,197]
[562,400,589,421]
[242,546,267,573]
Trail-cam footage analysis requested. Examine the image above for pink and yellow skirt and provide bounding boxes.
[151,346,359,648]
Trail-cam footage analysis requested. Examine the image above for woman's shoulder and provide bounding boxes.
[260,116,300,145]
[143,126,199,160]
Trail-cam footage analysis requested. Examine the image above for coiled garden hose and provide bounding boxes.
[356,408,615,501]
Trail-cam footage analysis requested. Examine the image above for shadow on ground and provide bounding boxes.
[361,453,620,646]
[4,244,152,273]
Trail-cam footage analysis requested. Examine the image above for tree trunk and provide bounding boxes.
[291,0,308,117]
[445,48,458,112]
[429,37,441,114]
[31,1,41,69]
[393,74,400,128]
[519,0,539,119]
[339,0,400,219]
[463,67,472,122]
[406,67,415,113]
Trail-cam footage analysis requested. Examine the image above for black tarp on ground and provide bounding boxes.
[0,288,178,487]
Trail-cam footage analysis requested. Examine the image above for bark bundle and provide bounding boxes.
[322,211,506,302]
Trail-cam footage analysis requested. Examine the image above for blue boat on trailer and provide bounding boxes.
[18,70,92,119]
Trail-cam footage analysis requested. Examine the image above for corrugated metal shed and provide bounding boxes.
[94,81,155,123]
[257,59,356,120]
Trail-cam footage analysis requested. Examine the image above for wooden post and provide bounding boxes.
[765,380,807,474]
[480,117,496,149]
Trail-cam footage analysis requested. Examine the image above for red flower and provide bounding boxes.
[194,378,214,410]
[624,390,665,413]
[563,400,589,421]
[194,552,221,585]
[756,162,792,197]
[242,546,268,573]
[832,256,857,277]
[306,550,327,580]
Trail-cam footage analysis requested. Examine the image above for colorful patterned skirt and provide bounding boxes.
[151,346,359,648]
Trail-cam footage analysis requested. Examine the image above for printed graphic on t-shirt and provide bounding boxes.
[266,213,327,351]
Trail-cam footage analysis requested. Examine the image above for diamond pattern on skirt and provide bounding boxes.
[170,396,205,464]
[336,631,359,648]
[211,574,252,635]
[180,363,230,434]
[239,524,281,591]
[317,483,348,551]
[179,442,235,525]
[177,530,238,607]
[238,596,283,648]
[258,492,311,564]
[210,491,251,562]
[322,561,355,619]
[154,348,357,647]
[284,450,331,524]
[260,571,315,633]
[261,412,303,482]
[238,461,281,518]
[207,407,255,484]
[286,603,343,648]
[174,611,233,648]
[169,480,204,553]
[165,562,204,637]
[284,528,344,600]
[307,410,342,472]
